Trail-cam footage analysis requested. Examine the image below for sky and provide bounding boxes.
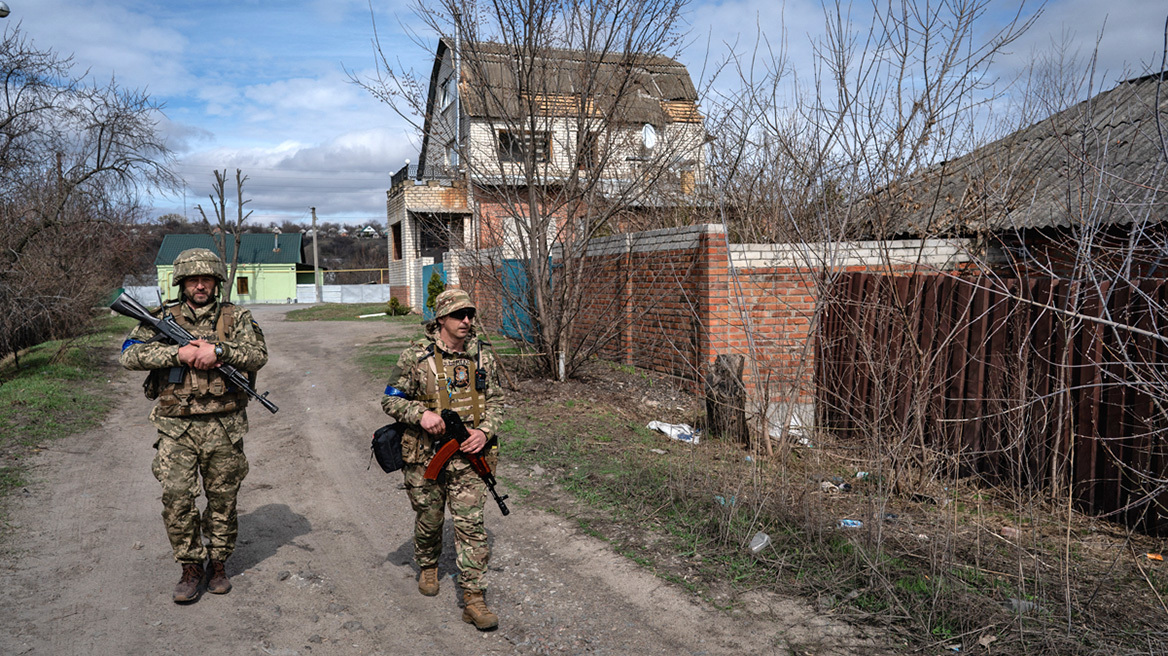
[3,0,1165,227]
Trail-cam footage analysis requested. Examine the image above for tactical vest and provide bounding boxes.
[150,303,249,417]
[416,346,486,428]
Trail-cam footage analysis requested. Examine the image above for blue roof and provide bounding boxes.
[155,234,303,266]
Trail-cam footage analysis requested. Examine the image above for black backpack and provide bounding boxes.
[370,423,405,473]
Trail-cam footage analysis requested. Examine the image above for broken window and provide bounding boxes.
[497,130,550,163]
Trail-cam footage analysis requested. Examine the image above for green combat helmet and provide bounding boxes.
[433,289,475,318]
[172,248,228,286]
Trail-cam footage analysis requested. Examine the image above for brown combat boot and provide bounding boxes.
[206,560,232,594]
[418,567,439,596]
[461,591,498,630]
[173,562,204,603]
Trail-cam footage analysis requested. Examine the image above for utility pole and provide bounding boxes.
[311,207,322,303]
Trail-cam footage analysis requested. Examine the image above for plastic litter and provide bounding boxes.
[358,312,387,318]
[1148,553,1164,561]
[714,495,737,506]
[838,519,863,529]
[855,471,870,479]
[647,421,700,444]
[820,481,839,494]
[1008,598,1038,614]
[748,531,771,554]
[649,448,666,455]
[796,436,814,448]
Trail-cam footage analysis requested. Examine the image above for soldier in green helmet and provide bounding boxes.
[381,288,506,630]
[120,247,268,603]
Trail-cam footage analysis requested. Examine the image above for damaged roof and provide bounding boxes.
[878,71,1168,235]
[453,39,700,125]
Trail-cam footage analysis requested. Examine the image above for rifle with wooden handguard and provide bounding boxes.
[424,409,510,516]
[110,292,278,414]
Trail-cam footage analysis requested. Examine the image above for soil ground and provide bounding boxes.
[0,305,883,656]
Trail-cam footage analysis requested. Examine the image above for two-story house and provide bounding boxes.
[384,38,707,312]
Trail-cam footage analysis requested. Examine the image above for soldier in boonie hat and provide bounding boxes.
[433,289,475,319]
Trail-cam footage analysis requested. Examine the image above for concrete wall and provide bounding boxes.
[295,284,393,304]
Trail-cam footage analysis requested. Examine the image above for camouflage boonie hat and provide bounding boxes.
[433,289,475,318]
[172,248,227,286]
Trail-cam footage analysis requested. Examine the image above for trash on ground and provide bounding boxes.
[855,471,870,479]
[796,436,814,447]
[745,455,753,462]
[714,494,737,506]
[978,635,998,648]
[358,312,387,318]
[916,533,930,541]
[838,519,863,529]
[1001,526,1021,539]
[821,481,840,494]
[1147,553,1164,561]
[748,531,771,554]
[649,448,666,455]
[882,513,897,521]
[647,421,700,444]
[946,644,961,652]
[1008,598,1038,614]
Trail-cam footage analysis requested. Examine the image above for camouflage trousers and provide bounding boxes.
[402,449,496,593]
[151,418,249,563]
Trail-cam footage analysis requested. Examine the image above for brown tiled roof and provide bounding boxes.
[880,72,1168,234]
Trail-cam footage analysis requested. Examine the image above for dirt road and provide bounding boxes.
[0,306,874,655]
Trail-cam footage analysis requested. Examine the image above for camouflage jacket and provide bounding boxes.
[381,324,505,464]
[120,299,268,439]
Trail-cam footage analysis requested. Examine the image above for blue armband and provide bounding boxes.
[121,338,144,352]
[384,385,410,399]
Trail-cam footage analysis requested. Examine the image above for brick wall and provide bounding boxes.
[457,224,975,423]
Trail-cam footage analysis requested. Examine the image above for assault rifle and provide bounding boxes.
[424,409,510,516]
[110,292,279,414]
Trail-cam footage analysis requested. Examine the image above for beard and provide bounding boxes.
[184,289,215,307]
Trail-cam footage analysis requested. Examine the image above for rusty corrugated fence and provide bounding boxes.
[817,273,1168,535]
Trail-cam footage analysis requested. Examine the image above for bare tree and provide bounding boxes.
[195,168,253,302]
[360,0,700,379]
[0,24,175,365]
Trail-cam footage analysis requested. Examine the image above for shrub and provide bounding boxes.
[425,271,445,313]
[387,296,411,316]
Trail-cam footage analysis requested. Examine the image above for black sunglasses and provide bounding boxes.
[447,308,476,321]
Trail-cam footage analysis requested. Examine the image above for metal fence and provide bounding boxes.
[817,273,1168,534]
[295,284,391,304]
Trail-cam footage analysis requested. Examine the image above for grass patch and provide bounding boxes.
[478,366,1166,655]
[0,314,134,503]
[285,303,424,323]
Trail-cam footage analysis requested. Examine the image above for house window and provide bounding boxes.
[236,276,249,295]
[392,223,403,260]
[578,131,599,170]
[445,140,459,169]
[497,130,550,163]
[439,76,455,109]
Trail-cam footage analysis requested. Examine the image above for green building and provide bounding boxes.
[155,233,312,304]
